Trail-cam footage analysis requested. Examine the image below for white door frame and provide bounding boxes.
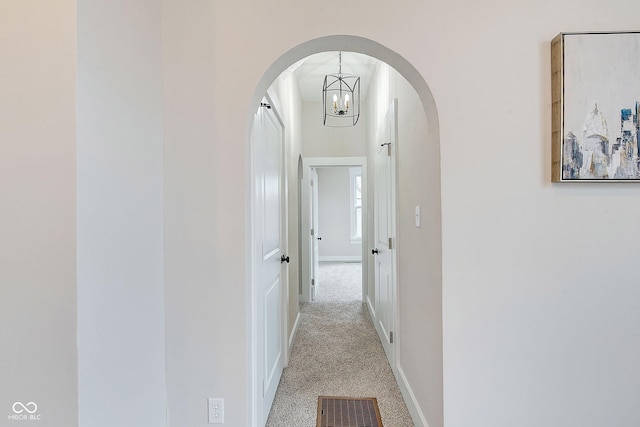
[372,99,399,372]
[300,157,367,303]
[249,91,289,427]
[309,167,319,301]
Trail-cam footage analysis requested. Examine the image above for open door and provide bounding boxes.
[372,99,398,367]
[252,97,287,425]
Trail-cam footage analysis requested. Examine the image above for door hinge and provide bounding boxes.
[310,179,314,187]
[388,237,393,249]
[311,278,315,287]
[380,142,391,156]
[311,228,315,236]
[389,331,394,344]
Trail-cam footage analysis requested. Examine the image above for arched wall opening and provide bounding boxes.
[247,35,439,130]
[246,35,444,427]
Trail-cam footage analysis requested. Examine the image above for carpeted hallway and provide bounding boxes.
[266,262,414,426]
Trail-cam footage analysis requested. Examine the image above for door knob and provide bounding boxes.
[317,237,322,240]
[281,254,290,263]
[371,248,379,255]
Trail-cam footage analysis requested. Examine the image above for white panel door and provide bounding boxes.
[373,99,397,366]
[253,100,286,426]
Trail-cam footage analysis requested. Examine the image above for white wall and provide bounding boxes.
[173,1,640,426]
[3,1,632,426]
[394,69,443,427]
[76,1,167,426]
[317,167,362,260]
[162,2,250,426]
[0,1,78,425]
[366,61,443,426]
[302,101,367,157]
[437,20,640,427]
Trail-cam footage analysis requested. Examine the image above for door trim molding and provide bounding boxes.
[300,157,367,303]
[372,99,399,373]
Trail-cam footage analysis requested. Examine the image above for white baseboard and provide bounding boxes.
[288,311,301,355]
[366,295,376,318]
[318,256,362,262]
[395,364,429,427]
[365,294,427,426]
[367,295,428,427]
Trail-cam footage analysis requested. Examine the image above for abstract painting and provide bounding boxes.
[552,32,640,182]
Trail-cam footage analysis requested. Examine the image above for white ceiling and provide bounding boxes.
[285,51,380,102]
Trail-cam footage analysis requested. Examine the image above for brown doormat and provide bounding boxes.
[317,396,383,427]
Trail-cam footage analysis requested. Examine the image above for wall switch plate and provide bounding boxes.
[208,398,224,424]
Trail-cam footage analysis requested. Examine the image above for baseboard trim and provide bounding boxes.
[395,364,429,427]
[318,256,362,262]
[366,295,376,318]
[288,311,301,355]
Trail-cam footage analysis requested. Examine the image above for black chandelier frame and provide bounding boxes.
[322,53,361,127]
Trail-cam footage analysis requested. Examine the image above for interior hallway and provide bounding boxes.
[266,262,413,426]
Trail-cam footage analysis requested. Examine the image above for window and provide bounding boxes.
[349,167,362,242]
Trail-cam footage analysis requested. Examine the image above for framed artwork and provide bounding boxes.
[551,32,640,182]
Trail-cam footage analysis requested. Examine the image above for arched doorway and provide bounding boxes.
[247,35,441,427]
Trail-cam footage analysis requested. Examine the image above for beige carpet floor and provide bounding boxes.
[266,262,414,426]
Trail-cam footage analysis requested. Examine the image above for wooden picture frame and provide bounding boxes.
[551,32,640,182]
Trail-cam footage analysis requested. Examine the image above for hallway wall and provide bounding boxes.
[0,1,78,425]
[77,1,167,426]
[302,101,367,157]
[161,1,243,426]
[317,167,362,260]
[366,61,443,426]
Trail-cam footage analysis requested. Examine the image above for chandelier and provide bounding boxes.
[323,51,360,127]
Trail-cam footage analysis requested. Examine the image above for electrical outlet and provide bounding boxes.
[208,398,224,424]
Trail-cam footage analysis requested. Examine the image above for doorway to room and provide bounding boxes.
[301,159,367,304]
[312,166,364,301]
